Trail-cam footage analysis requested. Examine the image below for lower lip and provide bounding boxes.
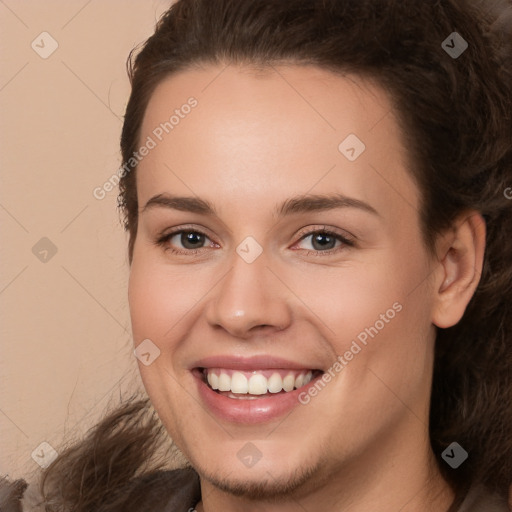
[193,369,322,424]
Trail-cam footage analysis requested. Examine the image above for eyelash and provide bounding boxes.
[155,225,355,257]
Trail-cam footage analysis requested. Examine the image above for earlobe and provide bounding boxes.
[431,212,486,329]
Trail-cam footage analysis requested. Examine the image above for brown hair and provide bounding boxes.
[35,0,512,510]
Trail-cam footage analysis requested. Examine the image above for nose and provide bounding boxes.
[205,250,293,339]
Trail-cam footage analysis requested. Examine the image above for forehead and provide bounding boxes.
[141,64,394,153]
[136,64,419,220]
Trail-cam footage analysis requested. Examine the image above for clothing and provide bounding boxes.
[2,471,509,511]
[188,479,510,512]
[458,483,510,512]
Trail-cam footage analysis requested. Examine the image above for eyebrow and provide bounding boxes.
[141,192,380,218]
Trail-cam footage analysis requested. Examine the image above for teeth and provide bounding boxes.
[206,369,315,395]
[268,372,283,393]
[231,372,248,393]
[218,373,231,392]
[283,374,295,392]
[248,374,268,395]
[208,372,219,390]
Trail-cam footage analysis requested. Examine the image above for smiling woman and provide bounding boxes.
[6,0,512,511]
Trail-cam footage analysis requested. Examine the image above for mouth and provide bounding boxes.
[191,364,325,423]
[189,355,327,423]
[197,367,324,400]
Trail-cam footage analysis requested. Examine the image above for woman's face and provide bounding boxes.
[129,64,440,496]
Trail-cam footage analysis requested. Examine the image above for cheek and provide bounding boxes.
[128,254,201,343]
[325,254,435,404]
[291,256,420,341]
[128,252,199,439]
[303,246,434,377]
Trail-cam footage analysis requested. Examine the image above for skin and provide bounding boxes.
[128,64,485,511]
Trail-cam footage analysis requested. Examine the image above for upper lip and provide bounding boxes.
[191,355,322,371]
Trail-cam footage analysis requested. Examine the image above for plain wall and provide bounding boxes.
[0,0,172,484]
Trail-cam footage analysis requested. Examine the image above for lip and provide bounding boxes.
[191,354,319,371]
[191,363,324,424]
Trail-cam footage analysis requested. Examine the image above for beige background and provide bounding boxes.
[0,0,172,484]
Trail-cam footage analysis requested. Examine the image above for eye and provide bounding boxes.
[155,225,354,257]
[293,228,354,255]
[155,228,216,255]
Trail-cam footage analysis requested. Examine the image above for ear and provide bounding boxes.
[431,211,486,329]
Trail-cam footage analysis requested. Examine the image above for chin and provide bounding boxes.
[196,457,324,501]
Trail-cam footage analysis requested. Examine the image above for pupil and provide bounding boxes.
[182,232,205,249]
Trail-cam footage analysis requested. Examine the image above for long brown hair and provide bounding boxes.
[34,0,512,510]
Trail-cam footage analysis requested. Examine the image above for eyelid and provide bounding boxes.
[291,225,355,255]
[294,225,355,243]
[156,224,217,243]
